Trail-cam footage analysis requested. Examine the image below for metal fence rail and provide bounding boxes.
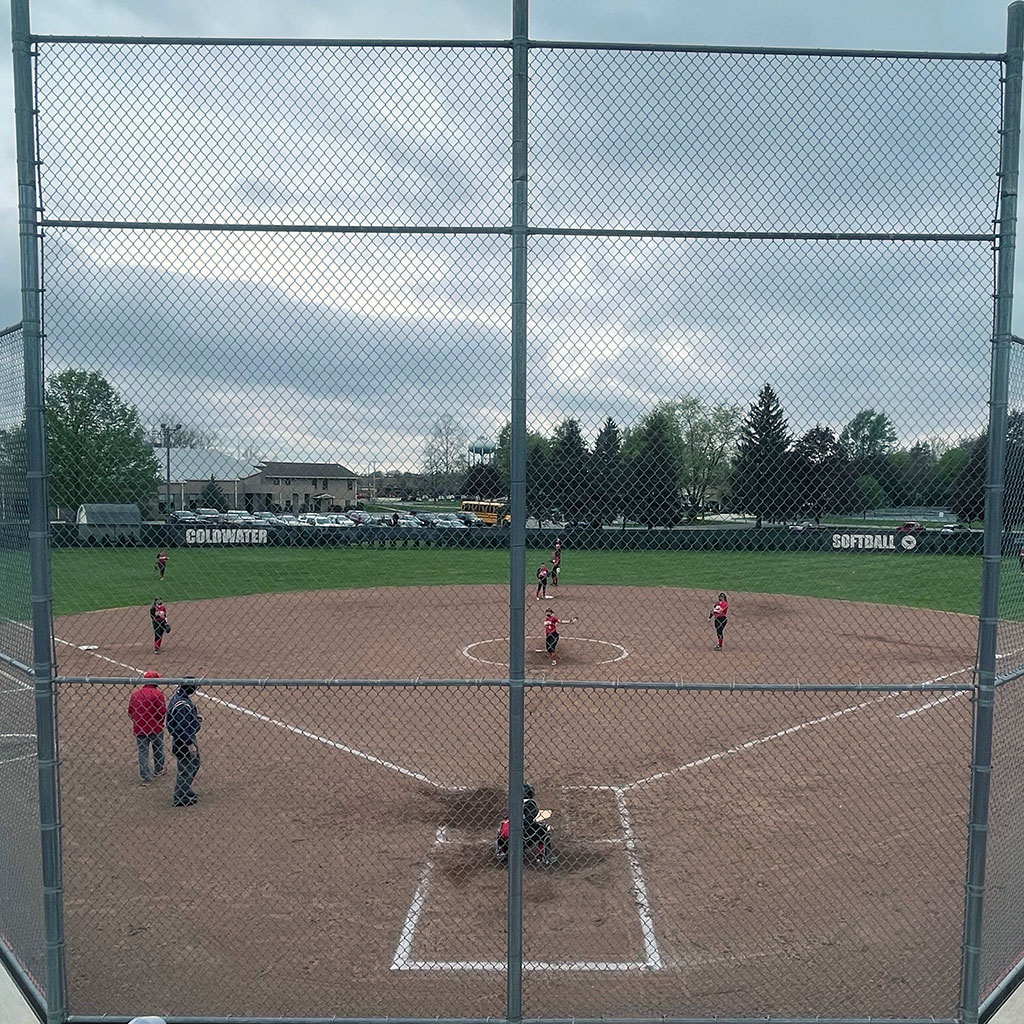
[5,1,1024,1022]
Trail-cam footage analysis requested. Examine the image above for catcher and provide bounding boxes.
[149,597,171,653]
[495,782,554,866]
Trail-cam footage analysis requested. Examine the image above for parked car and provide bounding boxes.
[433,514,468,529]
[939,523,970,534]
[396,515,424,528]
[324,513,357,527]
[170,510,199,523]
[896,521,927,534]
[788,521,822,532]
[272,514,305,527]
[194,507,221,521]
[222,509,258,525]
[455,511,487,527]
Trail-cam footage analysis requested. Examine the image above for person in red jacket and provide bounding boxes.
[128,671,167,784]
[709,592,728,651]
[155,550,168,579]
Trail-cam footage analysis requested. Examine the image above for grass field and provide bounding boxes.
[48,546,988,617]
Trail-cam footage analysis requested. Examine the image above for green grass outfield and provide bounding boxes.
[48,546,992,618]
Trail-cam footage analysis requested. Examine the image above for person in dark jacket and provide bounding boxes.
[166,678,202,807]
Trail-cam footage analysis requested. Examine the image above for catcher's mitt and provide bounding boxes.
[164,624,171,634]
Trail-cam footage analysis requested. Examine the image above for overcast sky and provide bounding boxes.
[0,1,1019,472]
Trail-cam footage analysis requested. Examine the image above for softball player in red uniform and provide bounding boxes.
[709,593,728,650]
[544,608,578,665]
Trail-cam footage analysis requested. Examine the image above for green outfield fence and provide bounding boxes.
[5,1,1024,1022]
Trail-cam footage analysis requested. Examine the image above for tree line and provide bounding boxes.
[462,385,1011,528]
[0,370,1016,527]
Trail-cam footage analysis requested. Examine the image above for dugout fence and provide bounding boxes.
[4,1,1024,1022]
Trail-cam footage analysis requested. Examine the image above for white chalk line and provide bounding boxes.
[614,787,662,970]
[0,754,36,767]
[0,666,32,691]
[463,635,629,667]
[48,630,463,792]
[201,693,459,792]
[391,799,653,973]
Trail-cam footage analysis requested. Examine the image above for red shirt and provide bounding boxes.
[128,684,166,736]
[712,599,728,620]
[152,603,167,623]
[545,613,560,636]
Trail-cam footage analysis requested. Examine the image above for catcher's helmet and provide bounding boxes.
[523,782,535,799]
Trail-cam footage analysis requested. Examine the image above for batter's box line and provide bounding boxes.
[391,790,662,974]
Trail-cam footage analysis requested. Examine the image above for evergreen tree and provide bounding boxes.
[461,462,502,499]
[199,477,228,513]
[731,385,793,526]
[589,417,625,527]
[548,419,589,524]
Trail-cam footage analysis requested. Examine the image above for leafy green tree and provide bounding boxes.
[731,385,793,526]
[838,410,898,462]
[45,369,161,518]
[623,406,683,529]
[857,474,888,514]
[548,419,589,524]
[589,417,625,527]
[200,477,228,513]
[671,397,742,519]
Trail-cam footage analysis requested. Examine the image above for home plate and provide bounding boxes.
[77,644,98,650]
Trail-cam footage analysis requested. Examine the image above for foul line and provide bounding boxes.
[47,630,461,792]
[201,692,459,791]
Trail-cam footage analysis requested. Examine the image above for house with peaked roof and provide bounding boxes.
[240,462,360,513]
[76,503,142,544]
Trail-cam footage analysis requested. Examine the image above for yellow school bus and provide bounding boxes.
[460,500,510,526]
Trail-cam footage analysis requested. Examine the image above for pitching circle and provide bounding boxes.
[463,635,629,667]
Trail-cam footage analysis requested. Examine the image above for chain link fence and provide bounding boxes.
[4,2,1023,1021]
[0,323,46,1007]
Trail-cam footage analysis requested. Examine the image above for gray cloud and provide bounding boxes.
[0,0,1016,471]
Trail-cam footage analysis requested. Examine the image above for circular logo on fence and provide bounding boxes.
[899,534,918,551]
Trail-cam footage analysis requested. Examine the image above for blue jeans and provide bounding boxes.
[136,733,165,781]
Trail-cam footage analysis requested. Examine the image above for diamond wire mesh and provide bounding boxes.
[0,323,45,997]
[530,50,1000,235]
[980,677,1024,1002]
[18,29,1009,1024]
[520,685,973,1019]
[36,44,512,227]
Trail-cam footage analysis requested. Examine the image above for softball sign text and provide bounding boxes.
[831,533,919,551]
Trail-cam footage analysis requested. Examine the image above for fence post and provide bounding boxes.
[959,4,1024,1023]
[506,0,529,1021]
[12,1,67,1022]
